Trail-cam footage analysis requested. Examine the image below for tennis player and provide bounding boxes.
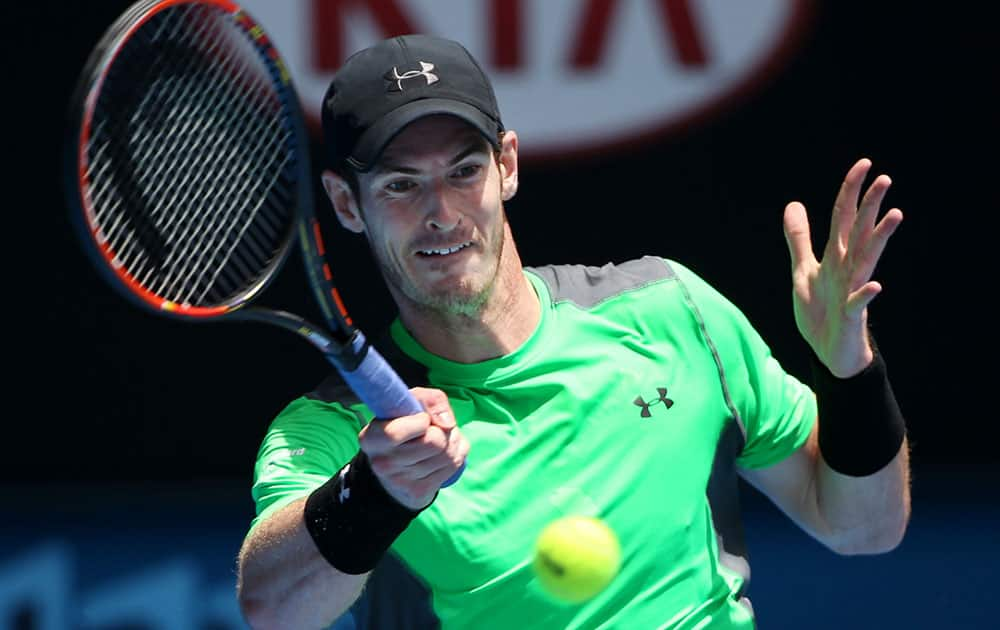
[236,34,910,629]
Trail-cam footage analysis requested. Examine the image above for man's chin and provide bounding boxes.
[409,278,493,315]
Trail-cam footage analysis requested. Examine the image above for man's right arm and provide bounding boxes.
[237,497,369,630]
[237,386,468,629]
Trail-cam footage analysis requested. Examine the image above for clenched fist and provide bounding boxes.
[359,387,470,510]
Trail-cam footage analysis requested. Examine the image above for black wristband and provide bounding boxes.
[304,451,425,575]
[810,348,906,477]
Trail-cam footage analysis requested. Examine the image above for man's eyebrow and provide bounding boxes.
[447,140,492,166]
[373,139,491,176]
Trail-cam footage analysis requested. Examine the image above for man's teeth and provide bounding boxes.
[420,243,471,255]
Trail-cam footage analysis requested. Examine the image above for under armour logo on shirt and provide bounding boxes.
[386,61,439,92]
[634,387,674,418]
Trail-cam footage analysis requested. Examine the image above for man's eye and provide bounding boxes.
[453,164,482,179]
[385,180,416,193]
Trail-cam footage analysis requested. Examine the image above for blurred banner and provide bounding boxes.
[239,0,812,162]
[2,481,995,629]
[0,485,248,630]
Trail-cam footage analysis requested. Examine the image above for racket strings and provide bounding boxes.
[85,3,297,308]
[137,10,290,303]
[133,5,292,304]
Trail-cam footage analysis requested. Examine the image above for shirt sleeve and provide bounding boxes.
[667,259,817,469]
[247,396,365,534]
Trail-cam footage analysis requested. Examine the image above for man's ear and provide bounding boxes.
[498,130,519,201]
[321,170,365,233]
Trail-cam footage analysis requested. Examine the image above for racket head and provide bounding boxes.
[65,0,313,322]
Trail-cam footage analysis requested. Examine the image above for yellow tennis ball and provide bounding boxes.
[533,515,622,604]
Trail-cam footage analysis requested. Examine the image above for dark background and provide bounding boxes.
[4,1,997,628]
[17,0,994,482]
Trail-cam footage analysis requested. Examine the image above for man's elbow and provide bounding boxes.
[833,527,906,556]
[237,576,288,630]
[239,592,280,630]
[828,510,910,556]
[237,568,354,630]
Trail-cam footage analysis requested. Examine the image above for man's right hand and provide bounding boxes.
[358,387,470,510]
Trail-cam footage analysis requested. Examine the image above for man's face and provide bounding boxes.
[352,115,512,315]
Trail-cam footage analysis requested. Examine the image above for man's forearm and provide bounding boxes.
[237,498,368,629]
[808,343,911,554]
[814,438,911,555]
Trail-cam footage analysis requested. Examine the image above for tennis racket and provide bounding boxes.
[64,0,463,486]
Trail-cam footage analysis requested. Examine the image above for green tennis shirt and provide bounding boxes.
[248,256,816,629]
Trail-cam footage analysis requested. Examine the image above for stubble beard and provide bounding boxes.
[370,208,508,319]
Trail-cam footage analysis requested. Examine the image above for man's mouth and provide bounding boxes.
[416,242,473,257]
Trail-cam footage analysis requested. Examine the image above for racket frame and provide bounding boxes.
[64,0,464,484]
[66,0,301,322]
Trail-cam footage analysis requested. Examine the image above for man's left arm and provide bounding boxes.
[740,158,910,555]
[741,418,909,555]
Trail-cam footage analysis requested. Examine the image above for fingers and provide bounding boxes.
[824,159,903,281]
[371,423,453,469]
[848,173,891,256]
[358,387,454,453]
[826,158,872,261]
[846,281,882,318]
[357,387,469,509]
[852,206,903,286]
[374,431,469,485]
[366,424,469,509]
[869,207,904,261]
[843,161,903,286]
[412,387,457,431]
[783,201,816,271]
[359,411,430,454]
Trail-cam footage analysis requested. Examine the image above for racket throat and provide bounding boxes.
[320,330,371,373]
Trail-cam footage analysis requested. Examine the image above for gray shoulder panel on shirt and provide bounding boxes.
[525,256,676,309]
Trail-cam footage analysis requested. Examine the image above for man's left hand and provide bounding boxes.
[782,158,904,377]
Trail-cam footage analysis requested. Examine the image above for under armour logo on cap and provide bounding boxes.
[322,34,503,171]
[386,61,439,92]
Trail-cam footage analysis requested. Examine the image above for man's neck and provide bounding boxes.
[396,238,540,364]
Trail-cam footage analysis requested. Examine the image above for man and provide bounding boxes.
[236,34,910,629]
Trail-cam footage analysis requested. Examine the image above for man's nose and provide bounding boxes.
[424,181,461,231]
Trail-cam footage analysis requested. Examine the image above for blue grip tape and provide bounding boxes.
[333,332,464,487]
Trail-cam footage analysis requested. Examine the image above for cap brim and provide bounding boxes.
[348,98,502,172]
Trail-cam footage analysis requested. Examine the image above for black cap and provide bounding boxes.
[321,34,504,173]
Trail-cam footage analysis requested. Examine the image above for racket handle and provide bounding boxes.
[328,331,464,487]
